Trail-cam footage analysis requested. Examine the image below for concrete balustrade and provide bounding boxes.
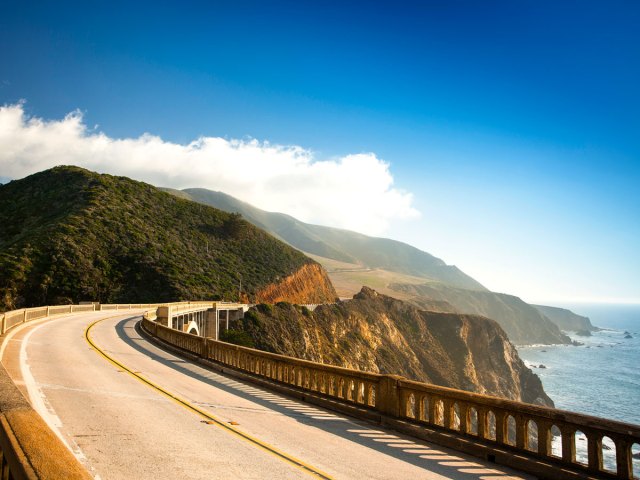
[142,315,640,480]
[397,379,640,479]
[0,304,108,335]
[2,300,639,479]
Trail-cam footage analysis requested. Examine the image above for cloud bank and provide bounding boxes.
[0,103,418,235]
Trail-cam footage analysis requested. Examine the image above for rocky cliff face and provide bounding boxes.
[390,282,572,346]
[254,263,337,304]
[232,287,553,406]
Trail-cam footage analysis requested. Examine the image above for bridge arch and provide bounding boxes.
[186,320,200,336]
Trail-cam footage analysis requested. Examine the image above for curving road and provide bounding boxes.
[1,312,533,480]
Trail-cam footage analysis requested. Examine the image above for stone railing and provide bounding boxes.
[1,304,95,335]
[142,316,640,480]
[0,303,169,335]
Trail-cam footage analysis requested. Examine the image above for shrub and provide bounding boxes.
[220,329,256,348]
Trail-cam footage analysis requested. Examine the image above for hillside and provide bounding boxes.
[0,166,336,310]
[163,188,486,291]
[165,187,591,346]
[532,304,599,332]
[227,287,553,406]
[389,283,572,345]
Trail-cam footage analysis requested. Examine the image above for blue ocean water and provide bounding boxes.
[517,304,640,472]
[517,304,640,425]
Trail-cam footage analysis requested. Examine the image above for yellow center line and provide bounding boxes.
[85,317,334,480]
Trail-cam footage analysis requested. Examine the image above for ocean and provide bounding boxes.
[517,304,640,424]
[516,304,640,470]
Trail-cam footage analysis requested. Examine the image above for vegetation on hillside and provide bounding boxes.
[0,166,322,310]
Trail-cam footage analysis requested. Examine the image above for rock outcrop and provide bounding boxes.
[390,282,572,345]
[254,263,337,304]
[233,287,553,406]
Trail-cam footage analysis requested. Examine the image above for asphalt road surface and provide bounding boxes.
[2,311,534,480]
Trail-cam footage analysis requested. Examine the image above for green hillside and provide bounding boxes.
[165,188,486,291]
[0,167,317,310]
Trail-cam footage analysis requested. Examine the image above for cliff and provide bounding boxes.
[0,166,336,309]
[390,282,572,346]
[532,305,598,332]
[255,263,337,304]
[230,287,553,406]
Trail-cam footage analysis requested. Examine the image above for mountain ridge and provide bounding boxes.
[166,187,487,291]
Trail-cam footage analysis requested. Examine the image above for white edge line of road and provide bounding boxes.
[19,320,89,463]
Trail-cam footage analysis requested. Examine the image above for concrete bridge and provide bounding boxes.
[153,302,327,338]
[0,302,639,480]
[154,301,250,338]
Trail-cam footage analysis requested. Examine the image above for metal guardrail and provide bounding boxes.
[142,316,640,480]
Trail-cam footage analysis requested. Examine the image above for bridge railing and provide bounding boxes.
[142,315,640,480]
[1,304,97,335]
[3,302,639,479]
[397,378,640,478]
[0,300,198,479]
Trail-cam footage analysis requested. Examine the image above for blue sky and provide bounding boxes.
[1,1,638,303]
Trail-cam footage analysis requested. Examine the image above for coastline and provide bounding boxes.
[517,304,640,426]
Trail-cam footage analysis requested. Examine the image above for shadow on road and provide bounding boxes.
[113,316,529,480]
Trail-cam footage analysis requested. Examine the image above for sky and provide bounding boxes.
[1,1,638,304]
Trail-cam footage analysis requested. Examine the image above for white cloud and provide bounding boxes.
[0,103,419,235]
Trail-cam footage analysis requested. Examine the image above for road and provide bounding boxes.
[1,311,533,480]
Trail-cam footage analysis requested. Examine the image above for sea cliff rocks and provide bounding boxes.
[230,286,553,406]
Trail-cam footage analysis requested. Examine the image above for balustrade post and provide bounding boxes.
[201,337,208,358]
[443,399,452,429]
[587,432,602,472]
[477,407,486,438]
[428,396,437,425]
[561,426,576,463]
[495,411,506,444]
[616,439,632,480]
[538,421,551,456]
[459,403,468,434]
[516,415,526,449]
[1,314,5,335]
[376,375,403,418]
[23,309,27,323]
